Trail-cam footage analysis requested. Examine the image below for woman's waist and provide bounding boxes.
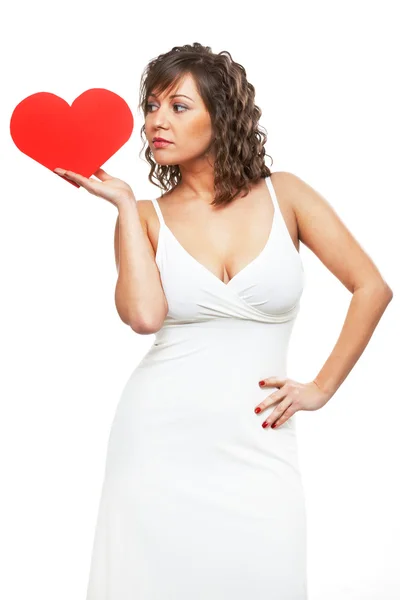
[153,317,293,346]
[136,321,291,379]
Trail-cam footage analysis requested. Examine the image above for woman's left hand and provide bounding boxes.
[254,377,332,429]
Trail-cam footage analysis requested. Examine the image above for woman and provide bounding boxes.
[55,43,393,600]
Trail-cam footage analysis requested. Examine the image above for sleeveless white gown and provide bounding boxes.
[86,176,308,599]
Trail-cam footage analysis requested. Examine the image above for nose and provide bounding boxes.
[149,103,170,130]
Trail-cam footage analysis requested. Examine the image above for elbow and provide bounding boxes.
[358,280,394,300]
[128,310,166,334]
[370,282,394,306]
[129,318,164,335]
[130,297,169,333]
[114,307,157,334]
[386,287,394,300]
[115,295,165,334]
[115,290,167,334]
[378,282,394,301]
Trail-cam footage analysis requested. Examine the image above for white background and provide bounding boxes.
[1,1,398,598]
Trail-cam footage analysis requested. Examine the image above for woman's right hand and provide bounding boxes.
[53,167,135,208]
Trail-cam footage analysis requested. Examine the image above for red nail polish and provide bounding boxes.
[254,407,261,414]
[271,423,277,428]
[258,380,264,386]
[262,421,269,428]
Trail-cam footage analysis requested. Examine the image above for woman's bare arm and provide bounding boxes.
[280,170,393,396]
[114,198,168,333]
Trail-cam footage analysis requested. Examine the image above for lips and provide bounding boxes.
[153,137,171,143]
[153,139,173,148]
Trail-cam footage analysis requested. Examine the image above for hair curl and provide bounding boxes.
[137,42,273,207]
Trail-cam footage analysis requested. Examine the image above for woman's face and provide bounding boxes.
[145,72,214,166]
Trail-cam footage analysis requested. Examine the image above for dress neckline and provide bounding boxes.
[152,177,278,288]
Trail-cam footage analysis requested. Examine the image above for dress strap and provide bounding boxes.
[150,198,166,228]
[153,182,280,227]
[265,176,280,213]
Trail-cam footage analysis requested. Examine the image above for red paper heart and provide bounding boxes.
[10,88,134,188]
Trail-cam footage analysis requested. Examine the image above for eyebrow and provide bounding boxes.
[148,93,194,102]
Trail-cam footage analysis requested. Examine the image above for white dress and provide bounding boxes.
[86,176,308,599]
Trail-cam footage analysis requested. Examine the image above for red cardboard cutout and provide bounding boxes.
[10,88,134,188]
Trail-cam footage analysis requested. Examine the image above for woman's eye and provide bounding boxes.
[174,104,187,113]
[146,103,187,113]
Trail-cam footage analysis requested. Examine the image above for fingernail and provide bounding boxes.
[254,407,261,414]
[271,423,277,428]
[262,421,269,428]
[258,380,264,386]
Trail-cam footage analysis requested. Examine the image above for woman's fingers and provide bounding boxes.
[53,167,134,207]
[54,168,100,192]
[54,168,85,183]
[54,167,111,186]
[94,168,113,181]
[254,387,285,415]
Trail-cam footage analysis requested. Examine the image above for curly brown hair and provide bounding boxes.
[137,42,273,207]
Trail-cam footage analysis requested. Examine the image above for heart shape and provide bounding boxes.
[10,88,134,188]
